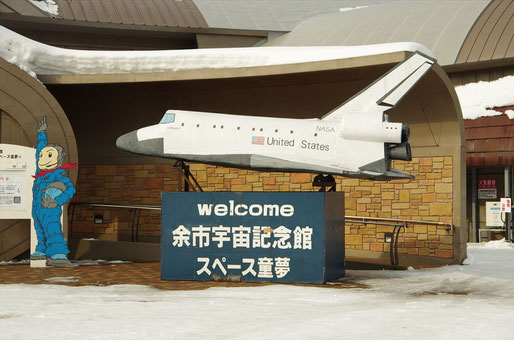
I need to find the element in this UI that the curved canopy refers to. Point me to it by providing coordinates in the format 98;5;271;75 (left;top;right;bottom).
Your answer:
266;0;490;66
0;58;78;183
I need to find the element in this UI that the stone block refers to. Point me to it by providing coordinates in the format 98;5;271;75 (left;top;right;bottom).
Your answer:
430;203;452;216
345;198;356;211
73;221;95;233
134;170;148;178
370;243;384;252
377;225;393;233
407;248;419;255
231;184;253;191
426;173;442;179
341;178;360;186
420;158;432;166
290;173;311;183
442;169;453;178
435;249;453;258
143;178;163;190
436;184;452;195
419;248;430;256
208;176;224;184
351;191;362;198
96;165;117;176
262;177;276;185
399;190;410;202
346;235;363;245
423;193;436;203
105;181;123;190
382;191;395;200
413;225;428;234
357;197;371;204
246;175;259;183
392;202;410;209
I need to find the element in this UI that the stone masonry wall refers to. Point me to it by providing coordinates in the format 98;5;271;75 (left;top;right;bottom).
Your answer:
71;157;454;258
71;164;181;240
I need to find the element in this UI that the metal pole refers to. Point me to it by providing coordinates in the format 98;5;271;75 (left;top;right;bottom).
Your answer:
505;166;511;241
472;167;479;242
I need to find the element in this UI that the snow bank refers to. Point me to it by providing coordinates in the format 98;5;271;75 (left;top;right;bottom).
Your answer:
1;241;513;339
455;75;514;120
468;238;513;249
0;259;29;266
0;25;434;78
339;6;370;12
29;0;58;16
44;276;79;283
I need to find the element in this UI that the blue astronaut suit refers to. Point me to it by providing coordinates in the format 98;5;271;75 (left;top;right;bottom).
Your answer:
32;131;76;257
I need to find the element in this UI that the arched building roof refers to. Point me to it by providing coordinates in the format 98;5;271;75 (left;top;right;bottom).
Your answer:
193;0;391;31
456;0;514;65
266;0;508;67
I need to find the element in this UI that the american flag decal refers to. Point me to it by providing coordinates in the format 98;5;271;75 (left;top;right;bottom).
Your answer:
252;136;265;145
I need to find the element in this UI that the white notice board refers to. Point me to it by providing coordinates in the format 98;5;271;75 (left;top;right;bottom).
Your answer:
486;202;503;227
0;144;36;219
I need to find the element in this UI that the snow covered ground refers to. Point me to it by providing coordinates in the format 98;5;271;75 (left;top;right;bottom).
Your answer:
1;240;513;339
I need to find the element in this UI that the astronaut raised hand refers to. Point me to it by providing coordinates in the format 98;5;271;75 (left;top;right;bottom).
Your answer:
37;117;47;133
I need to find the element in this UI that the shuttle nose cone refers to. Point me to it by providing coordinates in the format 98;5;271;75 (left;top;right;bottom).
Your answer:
116;130;139;153
116;130;164;157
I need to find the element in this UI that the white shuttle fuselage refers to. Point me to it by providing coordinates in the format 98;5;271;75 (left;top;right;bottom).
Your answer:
117;52;436;180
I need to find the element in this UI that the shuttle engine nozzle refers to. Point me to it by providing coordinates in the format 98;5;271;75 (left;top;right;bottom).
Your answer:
388;143;412;161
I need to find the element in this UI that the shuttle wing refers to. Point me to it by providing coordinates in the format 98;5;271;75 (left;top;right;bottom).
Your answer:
322;52;436;120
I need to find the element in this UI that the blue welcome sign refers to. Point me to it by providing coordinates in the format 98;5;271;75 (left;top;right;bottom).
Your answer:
161;192;345;284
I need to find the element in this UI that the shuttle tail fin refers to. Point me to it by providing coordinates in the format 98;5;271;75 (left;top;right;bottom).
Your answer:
322;52;436;121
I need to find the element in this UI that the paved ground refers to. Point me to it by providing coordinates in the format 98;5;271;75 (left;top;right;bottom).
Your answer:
0;262;367;290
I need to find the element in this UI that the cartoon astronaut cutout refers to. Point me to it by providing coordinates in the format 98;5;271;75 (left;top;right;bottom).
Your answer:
31;118;78;267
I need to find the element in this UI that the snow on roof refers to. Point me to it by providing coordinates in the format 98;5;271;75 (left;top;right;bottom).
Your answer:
456;76;514;120
0;25;435;79
29;0;59;16
339;6;370;12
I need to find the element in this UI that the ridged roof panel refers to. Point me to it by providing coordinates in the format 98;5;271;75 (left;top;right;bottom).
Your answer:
193;0;393;31
22;0;209;29
456;0;514;64
266;0;491;66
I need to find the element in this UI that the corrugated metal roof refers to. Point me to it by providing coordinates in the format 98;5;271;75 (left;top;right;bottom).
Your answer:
0;0;47;17
2;0;208;29
456;0;514;64
193;0;392;31
55;0;207;28
266;0;491;66
465;111;514;167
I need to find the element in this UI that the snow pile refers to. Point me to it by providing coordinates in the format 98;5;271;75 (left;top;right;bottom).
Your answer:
72;259;132;266
0;25;434;78
469;238;513;249
339;6;370;12
44;276;79;283
0;259;29;266
1;242;513;339
455;75;514;120
29;0;58;16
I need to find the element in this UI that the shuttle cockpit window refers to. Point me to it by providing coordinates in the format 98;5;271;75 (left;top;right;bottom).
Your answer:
160;113;175;124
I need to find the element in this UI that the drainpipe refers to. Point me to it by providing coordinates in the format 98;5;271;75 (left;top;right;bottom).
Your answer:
505;166;512;242
472;167;479;242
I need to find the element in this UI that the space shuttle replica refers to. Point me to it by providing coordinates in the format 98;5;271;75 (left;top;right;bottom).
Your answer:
117;52;435;180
